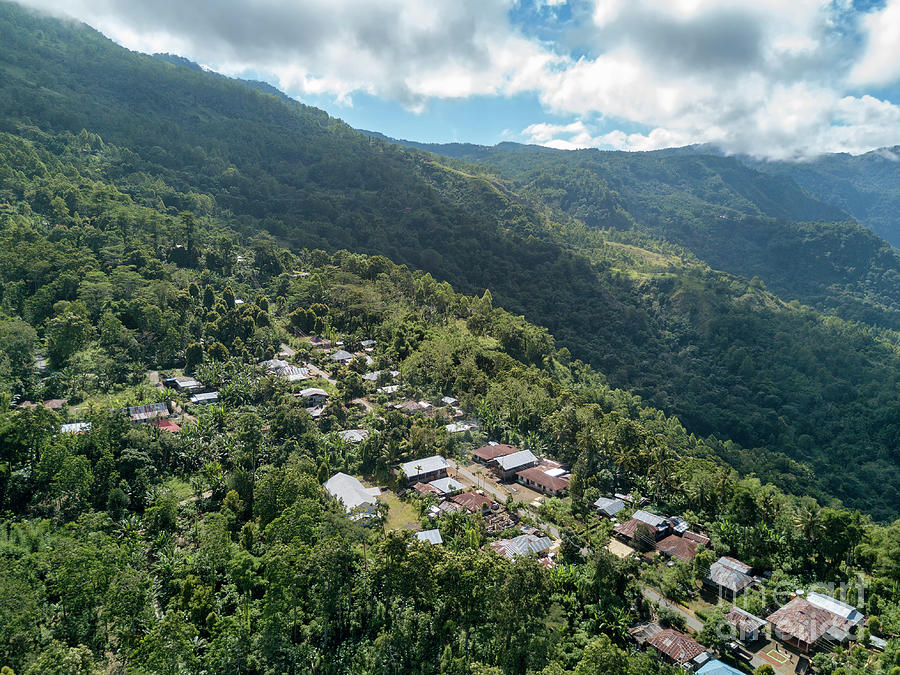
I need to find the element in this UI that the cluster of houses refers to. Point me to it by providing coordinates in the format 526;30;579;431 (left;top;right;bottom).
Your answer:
472;444;571;497
599;499;874;667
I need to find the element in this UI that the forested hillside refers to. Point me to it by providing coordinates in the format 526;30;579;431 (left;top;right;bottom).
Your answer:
401;140;900;332
740;147;900;249
2;2;900;519
2;119;900;675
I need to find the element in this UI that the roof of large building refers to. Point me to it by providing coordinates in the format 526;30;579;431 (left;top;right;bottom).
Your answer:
416;529;443;545
490;533;553;559
516;466;570;492
708;557;755;594
724;605;768;634
400;455;449;480
806;592;865;625
323;472;380;514
594;496;626;516
330;349;355;362
451;491;494;512
657;534;699;562
493;449;538;471
646;628;706;664
697;659;744;675
472;443;519;461
766;596;841;646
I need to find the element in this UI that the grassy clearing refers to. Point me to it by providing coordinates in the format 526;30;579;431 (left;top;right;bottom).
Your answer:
379;491;421;531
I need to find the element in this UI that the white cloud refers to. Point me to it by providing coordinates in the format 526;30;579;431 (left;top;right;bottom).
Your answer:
14;0;900;158
850;0;900;86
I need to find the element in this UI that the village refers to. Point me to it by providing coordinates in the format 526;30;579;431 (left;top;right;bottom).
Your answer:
30;327;885;675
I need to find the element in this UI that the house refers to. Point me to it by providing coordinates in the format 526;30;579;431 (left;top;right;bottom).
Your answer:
594;496;626;518
614;510;670;545
667;516;690;535
299;388;329;405
645;628;708;668
451;491;494;514
306;406;326;419
515;466;570;496
42;398;67;410
656;533;700;562
190;392;219;405
490;449;538;480
707;557;755;599
490;533;553;560
260;359;310;382
127;402;170;423
330;349;355;364
60;422;91;434
395;400;433;415
309;336;331;349
153;419;182;433
324;472;380;520
378;384;400;394
164;376;203;392
416;529;443;545
472;443;518;464
413;482;442;496
428;477;465;495
697;659;745;675
400;455;449;483
360;339;376;349
441;396;458;407
337;429;369;443
724;605;768;643
446;421;477;433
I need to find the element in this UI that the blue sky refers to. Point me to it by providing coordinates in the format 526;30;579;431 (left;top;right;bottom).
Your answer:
19;0;900;158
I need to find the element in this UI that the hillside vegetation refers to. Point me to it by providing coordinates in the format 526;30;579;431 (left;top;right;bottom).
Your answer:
2;3;900;520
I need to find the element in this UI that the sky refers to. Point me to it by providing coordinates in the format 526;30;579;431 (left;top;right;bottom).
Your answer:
16;0;900;159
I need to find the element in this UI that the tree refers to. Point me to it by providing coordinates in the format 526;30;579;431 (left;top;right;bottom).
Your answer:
45;312;92;368
185;342;204;373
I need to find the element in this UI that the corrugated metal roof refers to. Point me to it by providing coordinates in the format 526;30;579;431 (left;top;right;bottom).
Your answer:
429;477;464;494
708;557;754;593
806;592;864;624
494;449;538;471
490;533;553;559
697;659;744;675
647;628;706;664
725;606;767;633
657;534;699;561
416;529;443;545
767;597;837;646
473;444;518;461
594;496;626;516
633;510;667;528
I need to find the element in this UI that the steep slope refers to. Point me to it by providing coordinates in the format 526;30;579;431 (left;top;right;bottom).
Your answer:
741;147;900;249
3;2;900;518
405;140;900;332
